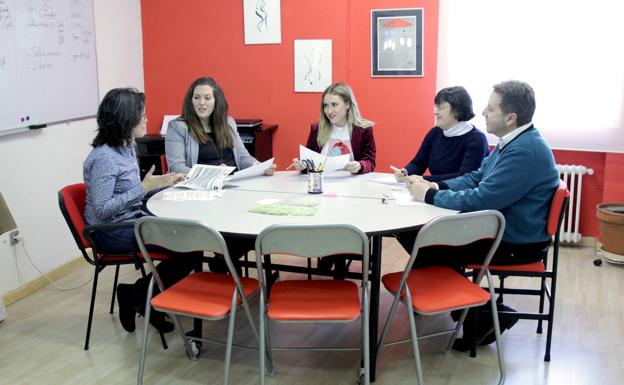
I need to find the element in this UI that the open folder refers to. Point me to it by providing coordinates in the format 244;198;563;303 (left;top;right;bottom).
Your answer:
299;145;349;172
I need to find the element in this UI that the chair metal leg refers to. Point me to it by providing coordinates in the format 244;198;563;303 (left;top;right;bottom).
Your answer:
224;291;238;385
406;305;424;385
110;265;120;314
497;275;506;304
537;275;547;334
544;272;558;362
446;308;469;351
470;309;478;358
486;272;505;385
376;283;403;353
361;288;370;385
259;293;266;385
137;277;155;385
263;312;274;376
158;330;168;350
172;312;196;360
84;268;100;351
138;264;147;277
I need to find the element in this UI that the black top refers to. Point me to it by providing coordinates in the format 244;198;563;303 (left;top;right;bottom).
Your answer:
197;134;236;169
404;126;489;182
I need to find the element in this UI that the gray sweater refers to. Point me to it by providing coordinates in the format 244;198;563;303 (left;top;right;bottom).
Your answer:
165;116;257;173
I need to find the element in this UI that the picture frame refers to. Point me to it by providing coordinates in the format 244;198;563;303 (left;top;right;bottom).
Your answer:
243;0;281;45
294;39;332;93
371;8;424;77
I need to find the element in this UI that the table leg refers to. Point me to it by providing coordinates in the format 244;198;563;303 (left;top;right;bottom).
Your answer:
369;235;382;382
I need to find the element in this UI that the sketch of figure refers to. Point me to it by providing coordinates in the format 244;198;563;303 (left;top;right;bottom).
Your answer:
0;1;14;30
244;0;281;44
255;0;268;32
304;47;323;85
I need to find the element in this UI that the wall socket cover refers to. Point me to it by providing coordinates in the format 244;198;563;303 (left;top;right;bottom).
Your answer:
8;230;19;246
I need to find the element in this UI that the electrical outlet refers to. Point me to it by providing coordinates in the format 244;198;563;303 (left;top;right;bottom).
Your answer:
9;229;20;245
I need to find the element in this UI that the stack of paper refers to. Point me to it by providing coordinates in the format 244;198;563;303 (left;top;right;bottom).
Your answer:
176;164;234;190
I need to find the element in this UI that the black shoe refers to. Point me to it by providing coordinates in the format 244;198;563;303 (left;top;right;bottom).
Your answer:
479;304;518;346
116;284;137;332
148;310;175;333
451;338;473;352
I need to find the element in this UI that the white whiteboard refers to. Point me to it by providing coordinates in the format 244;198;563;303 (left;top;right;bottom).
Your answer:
0;0;98;135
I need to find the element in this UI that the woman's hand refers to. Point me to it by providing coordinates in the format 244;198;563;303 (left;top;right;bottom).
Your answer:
142;165;186;191
290;158;306;172
264;164;277;176
393;168;408;182
345;161;362;174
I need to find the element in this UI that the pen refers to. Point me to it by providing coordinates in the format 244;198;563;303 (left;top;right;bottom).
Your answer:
286;162;295;170
390;165;406;175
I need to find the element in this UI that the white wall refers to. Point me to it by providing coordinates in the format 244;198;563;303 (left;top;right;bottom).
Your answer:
0;0;145;296
437;0;624;153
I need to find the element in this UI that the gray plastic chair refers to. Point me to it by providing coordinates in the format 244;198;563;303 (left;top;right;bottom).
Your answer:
134;217;260;385
255;223;370;385
377;210;506;385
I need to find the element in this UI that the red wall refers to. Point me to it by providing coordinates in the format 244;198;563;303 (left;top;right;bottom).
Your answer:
140;0;622;239
141;0;439;175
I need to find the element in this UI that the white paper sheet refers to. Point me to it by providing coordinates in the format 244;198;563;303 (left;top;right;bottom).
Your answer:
160;115;178;135
392;191;427;206
162;190;221;201
370;175;405;186
230;158;274;181
299;145;349;172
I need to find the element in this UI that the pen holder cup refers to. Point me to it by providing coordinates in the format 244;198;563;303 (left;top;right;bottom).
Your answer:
307;171;323;194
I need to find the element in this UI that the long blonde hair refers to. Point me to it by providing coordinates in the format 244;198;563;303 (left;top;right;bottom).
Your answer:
317;83;374;147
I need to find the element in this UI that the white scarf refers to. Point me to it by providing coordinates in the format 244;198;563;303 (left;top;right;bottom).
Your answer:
442;121;473;137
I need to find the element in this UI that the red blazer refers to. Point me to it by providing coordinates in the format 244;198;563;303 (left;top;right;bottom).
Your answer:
305;122;376;174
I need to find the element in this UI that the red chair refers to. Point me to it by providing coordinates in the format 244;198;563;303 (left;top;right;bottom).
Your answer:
160;154;168;174
135;217;260;385
255;224;371;385
378;210;506;385
467;180;570;362
58;183;168;350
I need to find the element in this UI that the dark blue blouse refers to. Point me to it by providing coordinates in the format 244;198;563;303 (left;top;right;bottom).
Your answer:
404;126;489;182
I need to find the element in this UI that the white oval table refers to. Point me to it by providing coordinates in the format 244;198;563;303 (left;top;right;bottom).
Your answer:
148;171;457;381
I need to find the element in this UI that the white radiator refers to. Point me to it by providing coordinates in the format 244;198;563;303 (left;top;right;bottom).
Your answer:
556;164;594;243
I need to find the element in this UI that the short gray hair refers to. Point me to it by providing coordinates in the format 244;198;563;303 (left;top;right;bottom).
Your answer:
492;80;536;126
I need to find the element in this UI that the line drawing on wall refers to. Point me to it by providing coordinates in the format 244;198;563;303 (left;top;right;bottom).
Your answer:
255;0;267;32
244;0;281;44
304;47;322;84
294;39;332;92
